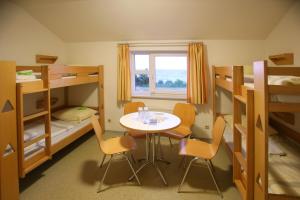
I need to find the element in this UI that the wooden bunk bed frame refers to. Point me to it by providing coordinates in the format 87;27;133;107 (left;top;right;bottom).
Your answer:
16;65;104;177
212;65;254;200
253;60;300;200
0;61;19;200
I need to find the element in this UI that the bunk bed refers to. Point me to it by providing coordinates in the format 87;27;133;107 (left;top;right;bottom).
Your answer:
253;60;300;200
15;65;104;177
212;65;255;200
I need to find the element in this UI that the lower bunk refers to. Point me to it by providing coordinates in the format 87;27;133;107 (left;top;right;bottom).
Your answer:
18;115;97;177
222;114;300;197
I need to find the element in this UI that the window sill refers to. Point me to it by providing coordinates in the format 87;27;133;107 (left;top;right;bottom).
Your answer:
132;93;187;100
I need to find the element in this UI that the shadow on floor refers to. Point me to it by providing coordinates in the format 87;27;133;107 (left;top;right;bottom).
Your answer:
79;137;234;195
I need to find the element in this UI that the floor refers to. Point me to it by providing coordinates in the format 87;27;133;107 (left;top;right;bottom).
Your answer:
20;131;241;200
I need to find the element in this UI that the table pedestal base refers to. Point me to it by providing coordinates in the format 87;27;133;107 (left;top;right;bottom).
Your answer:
129;134;168;185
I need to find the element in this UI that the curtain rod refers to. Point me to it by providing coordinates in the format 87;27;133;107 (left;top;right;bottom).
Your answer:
128;43;189;47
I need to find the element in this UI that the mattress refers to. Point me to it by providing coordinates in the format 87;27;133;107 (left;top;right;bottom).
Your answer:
16;72;41;83
24;117;93;160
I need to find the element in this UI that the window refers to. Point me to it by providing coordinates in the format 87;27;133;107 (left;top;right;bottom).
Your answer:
131;52;187;99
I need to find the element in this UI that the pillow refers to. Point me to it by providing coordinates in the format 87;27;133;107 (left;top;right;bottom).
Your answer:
52;107;97;122
244;65;253;75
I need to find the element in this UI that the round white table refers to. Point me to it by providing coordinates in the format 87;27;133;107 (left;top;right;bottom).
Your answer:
120;111;181;185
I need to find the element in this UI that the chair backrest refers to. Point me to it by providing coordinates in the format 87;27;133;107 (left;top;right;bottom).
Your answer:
173;103;195;128
91;115;104;150
124;101;145;114
211;116;226;156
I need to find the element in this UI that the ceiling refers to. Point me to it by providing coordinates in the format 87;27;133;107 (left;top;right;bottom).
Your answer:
11;0;295;42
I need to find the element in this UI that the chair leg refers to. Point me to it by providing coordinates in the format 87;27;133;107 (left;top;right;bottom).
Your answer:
209;160;215;172
178;157;198;193
168;137;173;148
178;155;186;168
99;154;106;168
206;160;223;198
158;134;164;159
122;154;141;185
130;152;136;164
97;155;113;193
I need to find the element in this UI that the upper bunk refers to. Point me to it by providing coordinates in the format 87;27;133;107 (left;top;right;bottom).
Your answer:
254;60;300;113
212;65;254;121
16;65;104;93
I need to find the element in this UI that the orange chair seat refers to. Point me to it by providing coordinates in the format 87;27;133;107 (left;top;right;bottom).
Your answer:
100;135;136;155
160;125;192;139
179;139;214;160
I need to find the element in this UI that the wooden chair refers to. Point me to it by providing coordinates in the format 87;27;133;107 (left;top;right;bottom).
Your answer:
91;115;141;192
178;116;226;198
158;103;195;158
124;102;148;138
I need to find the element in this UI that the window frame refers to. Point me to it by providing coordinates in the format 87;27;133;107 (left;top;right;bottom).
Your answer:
131;51;188;99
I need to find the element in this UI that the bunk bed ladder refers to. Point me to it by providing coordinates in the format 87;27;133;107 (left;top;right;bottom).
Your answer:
17;67;51;177
233;66;254;200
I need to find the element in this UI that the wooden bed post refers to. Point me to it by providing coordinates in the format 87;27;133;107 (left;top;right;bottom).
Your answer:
253;60;268;200
41;65;52;159
0;61;19;200
212;66;216;123
232;66;244;197
98;65;105;131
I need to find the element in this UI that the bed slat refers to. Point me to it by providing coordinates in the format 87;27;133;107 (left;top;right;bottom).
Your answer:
268;67;300;76
216;78;233;92
269;103;300;112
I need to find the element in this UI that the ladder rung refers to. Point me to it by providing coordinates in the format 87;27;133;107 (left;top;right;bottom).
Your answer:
241;171;247;189
234;95;246;104
23;88;48;94
235;123;247;135
24;134;49;148
23;111;49;121
234;152;247;172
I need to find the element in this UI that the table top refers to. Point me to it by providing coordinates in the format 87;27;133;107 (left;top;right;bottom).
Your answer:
120;111;181;133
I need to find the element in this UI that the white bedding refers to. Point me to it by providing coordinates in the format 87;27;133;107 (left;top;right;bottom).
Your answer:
16;71;41;83
23;117;93;160
244;75;300;103
24;121;66;143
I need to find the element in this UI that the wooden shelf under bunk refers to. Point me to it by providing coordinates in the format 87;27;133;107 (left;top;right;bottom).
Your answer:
23;111;49;122
269;53;294;65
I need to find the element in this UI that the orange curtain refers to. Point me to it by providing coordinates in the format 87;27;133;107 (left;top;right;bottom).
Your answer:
187;43;207;104
117;44;131;102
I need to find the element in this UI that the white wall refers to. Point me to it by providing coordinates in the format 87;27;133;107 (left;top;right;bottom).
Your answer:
0;0;67;114
66;40;264;137
265;1;300;66
0;0;66;65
